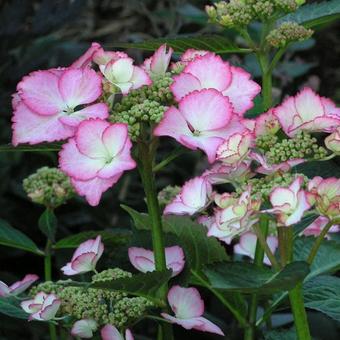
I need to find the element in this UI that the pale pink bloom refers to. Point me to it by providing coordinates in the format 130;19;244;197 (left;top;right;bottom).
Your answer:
59;119;136;206
203;161;253;185
274;88;340;137
61;235;104;275
21;292;61;321
308;177;340;219
302;216;339;237
128;246;185;277
12;68;108;145
266;177;311;226
143;44;173;76
154;89;236;163
164;176;212;215
216;131;254;165
325;127;340;154
93;48;129;71
170;53;261;115
254;109;280;137
71;319;98;338
101;57;151;95
234;232;278;266
101;325;133;340
249;152;305;175
0;274;38;297
208;189;260;244
71;42;102;69
161;286;224;336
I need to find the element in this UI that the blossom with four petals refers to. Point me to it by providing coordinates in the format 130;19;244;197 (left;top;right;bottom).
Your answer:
0;274;38;297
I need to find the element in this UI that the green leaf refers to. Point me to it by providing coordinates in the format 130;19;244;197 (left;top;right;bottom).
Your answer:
279;0;340;28
122;205;228;270
244;95;264;118
204;261;310;295
294;237;340;279
0;219;43;255
293;160;340;178
110;35;251;54
0;142;62;152
0;298;29;319
304;275;340;322
264;327;297;340
293;214;318;237
38;209;57;242
91;270;172;306
54;229;132;249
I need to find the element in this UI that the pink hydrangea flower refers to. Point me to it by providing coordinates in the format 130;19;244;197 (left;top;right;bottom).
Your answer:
59;119;136;206
216;131;254;165
12;67;108;145
0;274;38;297
161;286;224;336
61;235;104;275
154;89;237;163
143;44;173;76
71;319;98;338
207;189;260;244
325;127;340;154
21;292;61;321
164;176;212;215
266;176;311;226
234;232;278;266
302;216;339;237
128;246;185;277
254;109;280;137
71;42;102;69
101;325;134;340
170;53;261;115
308;177;340;219
274;87;340;137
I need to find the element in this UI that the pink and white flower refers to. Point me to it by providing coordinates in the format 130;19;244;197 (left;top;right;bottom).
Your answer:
21;292;61;321
302;216;339;237
325;127;340;154
59;119;136;206
12;68;108;145
71;319;98;338
101;325;133;340
208;189;260;244
0;274;38;297
161;286;224;336
154;89;235;163
274;88;340;137
61;235;104;275
164;176;212;215
308;177;340;219
170;53;261;115
234;232;278;266
143;44;173;77
216;131;253;165
128;246;185;277
266;176;311;226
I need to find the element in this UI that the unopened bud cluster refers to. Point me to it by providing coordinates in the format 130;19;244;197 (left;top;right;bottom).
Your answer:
110;74;173;140
23;167;74;208
266;22;313;48
158;185;181;207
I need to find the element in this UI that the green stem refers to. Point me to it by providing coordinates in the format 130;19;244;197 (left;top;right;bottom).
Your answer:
277;226;293;266
152;148;186;173
257;53;272;111
244;215;269;340
137;140;173;340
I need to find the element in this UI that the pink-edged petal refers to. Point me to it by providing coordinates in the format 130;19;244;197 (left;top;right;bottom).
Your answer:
101;324;124;340
72;235;101;260
130;66;152;89
59;68;102;108
75;119;110;158
59;103;109;127
61;262;79;276
178;89;232;131
128;247;155;273
71;252;97;273
184;53;231;91
71;174;122;206
164;199;198;215
168;285;204;318
71;319;97;338
181;177;211;209
294;87;324;122
21;299;38;313
270;187;295;208
0;282;10;297
170;73;202;100
125;329;134;340
33;299;61;321
222;66;261;116
285;190;311;226
59;139;106;180
165;246;185;277
102;123;128;156
12;102;74;146
104;58;134;83
150;44;173;75
71;42;102;69
9;274;39;295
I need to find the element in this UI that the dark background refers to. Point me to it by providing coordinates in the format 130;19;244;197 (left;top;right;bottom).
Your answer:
0;0;339;339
